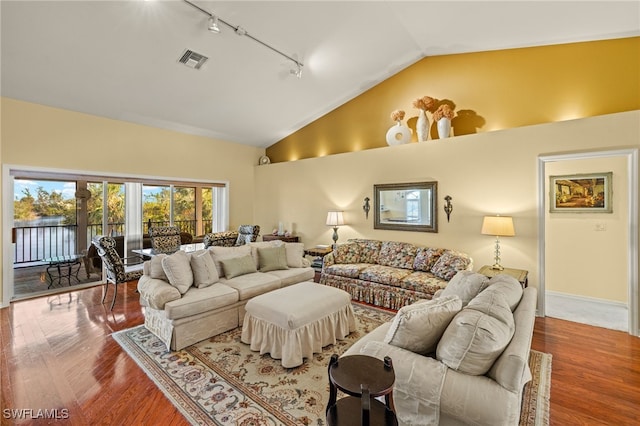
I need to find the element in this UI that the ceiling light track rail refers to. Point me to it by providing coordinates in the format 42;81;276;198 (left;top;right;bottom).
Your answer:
183;0;303;75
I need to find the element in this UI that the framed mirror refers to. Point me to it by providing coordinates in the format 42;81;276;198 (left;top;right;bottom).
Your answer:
374;181;438;232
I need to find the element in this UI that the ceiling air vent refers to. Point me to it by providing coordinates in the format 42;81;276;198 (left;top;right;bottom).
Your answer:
178;49;208;70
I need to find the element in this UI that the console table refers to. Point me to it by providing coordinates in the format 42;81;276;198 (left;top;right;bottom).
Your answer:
262;235;300;242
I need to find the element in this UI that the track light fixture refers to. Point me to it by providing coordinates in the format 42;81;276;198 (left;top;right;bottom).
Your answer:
207;15;220;33
183;0;303;78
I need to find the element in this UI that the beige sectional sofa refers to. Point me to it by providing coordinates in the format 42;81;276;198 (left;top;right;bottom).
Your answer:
137;241;314;350
320;239;473;310
344;271;537;425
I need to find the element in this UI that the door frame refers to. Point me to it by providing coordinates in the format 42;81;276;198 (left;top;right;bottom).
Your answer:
537;148;639;336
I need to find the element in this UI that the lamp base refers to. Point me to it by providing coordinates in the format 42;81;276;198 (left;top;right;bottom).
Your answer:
491;263;505;271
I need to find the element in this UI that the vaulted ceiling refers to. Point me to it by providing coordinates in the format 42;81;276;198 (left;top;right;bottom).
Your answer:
2;1;638;147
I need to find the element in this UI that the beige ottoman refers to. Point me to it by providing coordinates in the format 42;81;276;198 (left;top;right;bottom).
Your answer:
241;281;356;368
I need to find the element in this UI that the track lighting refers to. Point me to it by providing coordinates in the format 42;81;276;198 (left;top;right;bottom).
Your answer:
183;0;303;78
208;16;220;33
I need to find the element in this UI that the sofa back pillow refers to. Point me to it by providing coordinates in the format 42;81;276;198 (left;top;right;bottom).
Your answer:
436;292;515;375
413;247;445;272
384;295;462;355
486;275;524;311
333;242;361;264
430;250;472;280
220;254;258;279
209;245;252;278
378;241;418;269
284;242;306;268
190;250;219;288
257;245;289;272
348;239;382;264
161;250;193;294
149;254;168;280
438;271;490;307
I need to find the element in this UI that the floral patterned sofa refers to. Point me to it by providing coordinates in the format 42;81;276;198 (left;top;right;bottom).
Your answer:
319;239;472;310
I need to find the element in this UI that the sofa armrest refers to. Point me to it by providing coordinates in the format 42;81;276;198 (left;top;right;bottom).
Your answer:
137;275;181;310
322;252;335;270
203;231;239;248
358;341;447;425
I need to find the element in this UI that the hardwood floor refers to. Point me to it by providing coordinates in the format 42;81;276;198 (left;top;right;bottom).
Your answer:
1;283;639;425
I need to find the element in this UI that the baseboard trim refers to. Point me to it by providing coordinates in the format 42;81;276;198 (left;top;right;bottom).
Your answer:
545;291;628;332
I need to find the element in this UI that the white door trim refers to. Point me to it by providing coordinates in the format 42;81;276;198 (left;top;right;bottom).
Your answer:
537;148;639;336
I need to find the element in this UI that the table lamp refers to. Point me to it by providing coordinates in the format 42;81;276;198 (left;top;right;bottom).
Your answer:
481;215;515;271
326;211;344;246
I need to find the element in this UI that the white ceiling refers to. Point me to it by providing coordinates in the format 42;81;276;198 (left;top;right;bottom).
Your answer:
2;1;639;148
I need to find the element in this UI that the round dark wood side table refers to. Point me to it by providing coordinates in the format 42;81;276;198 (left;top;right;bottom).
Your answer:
326;354;398;426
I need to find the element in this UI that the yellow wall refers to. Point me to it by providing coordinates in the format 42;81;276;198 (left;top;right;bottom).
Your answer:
1;97;264;305
267;37;640;163
255;111;640;324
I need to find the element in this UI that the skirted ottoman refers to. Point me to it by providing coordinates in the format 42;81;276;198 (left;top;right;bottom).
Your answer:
241;281;356;367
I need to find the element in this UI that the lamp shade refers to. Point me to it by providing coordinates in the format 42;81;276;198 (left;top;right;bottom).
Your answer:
326;211;345;227
481;216;515;237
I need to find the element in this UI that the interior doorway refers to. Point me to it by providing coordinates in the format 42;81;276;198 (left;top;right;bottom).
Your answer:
537;149;638;336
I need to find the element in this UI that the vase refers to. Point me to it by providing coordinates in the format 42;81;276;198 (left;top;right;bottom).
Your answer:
386;121;411;146
416;110;429;142
437;118;451;139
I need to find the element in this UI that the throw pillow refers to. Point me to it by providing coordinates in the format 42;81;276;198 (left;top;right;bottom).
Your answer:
430;250;472;280
413;247;445;272
209;245;252;278
436;292;515;375
161;250;193;294
284;242;305;268
149;254;168;280
190;250;219;288
438;270;490;307
333;243;361;264
257;245;289;272
220;254;257;279
384;295;462;355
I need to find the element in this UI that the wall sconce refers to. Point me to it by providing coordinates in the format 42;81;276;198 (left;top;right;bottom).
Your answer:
444;195;453;222
363;197;370;219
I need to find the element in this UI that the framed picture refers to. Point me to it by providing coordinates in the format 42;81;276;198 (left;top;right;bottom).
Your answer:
549;172;612;213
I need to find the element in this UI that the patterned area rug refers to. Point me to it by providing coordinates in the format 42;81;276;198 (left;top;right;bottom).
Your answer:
113;304;551;425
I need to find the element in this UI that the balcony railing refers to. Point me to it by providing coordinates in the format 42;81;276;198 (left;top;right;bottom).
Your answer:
14;219;207;265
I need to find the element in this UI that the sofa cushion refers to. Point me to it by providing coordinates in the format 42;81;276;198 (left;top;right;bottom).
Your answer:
359;264;413;287
257;245;289;272
349;239;382;264
209;245;252;277
137;275;181;310
190;249;219;288
334;243;361;264
378;241;418;269
430;250;472;280
262;267;315;286
220;254;258;279
413;247;446;272
436;292;515;375
438;271;490;307
161;250;193;294
221;272;282;301
400;271;448;296
164;282;240;320
325;263;370;279
486;274;524;311
384;296;462;355
149;254;168;280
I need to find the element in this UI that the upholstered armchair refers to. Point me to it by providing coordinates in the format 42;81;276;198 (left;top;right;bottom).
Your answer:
91;235;144;310
148;226;182;254
203;225;260;248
